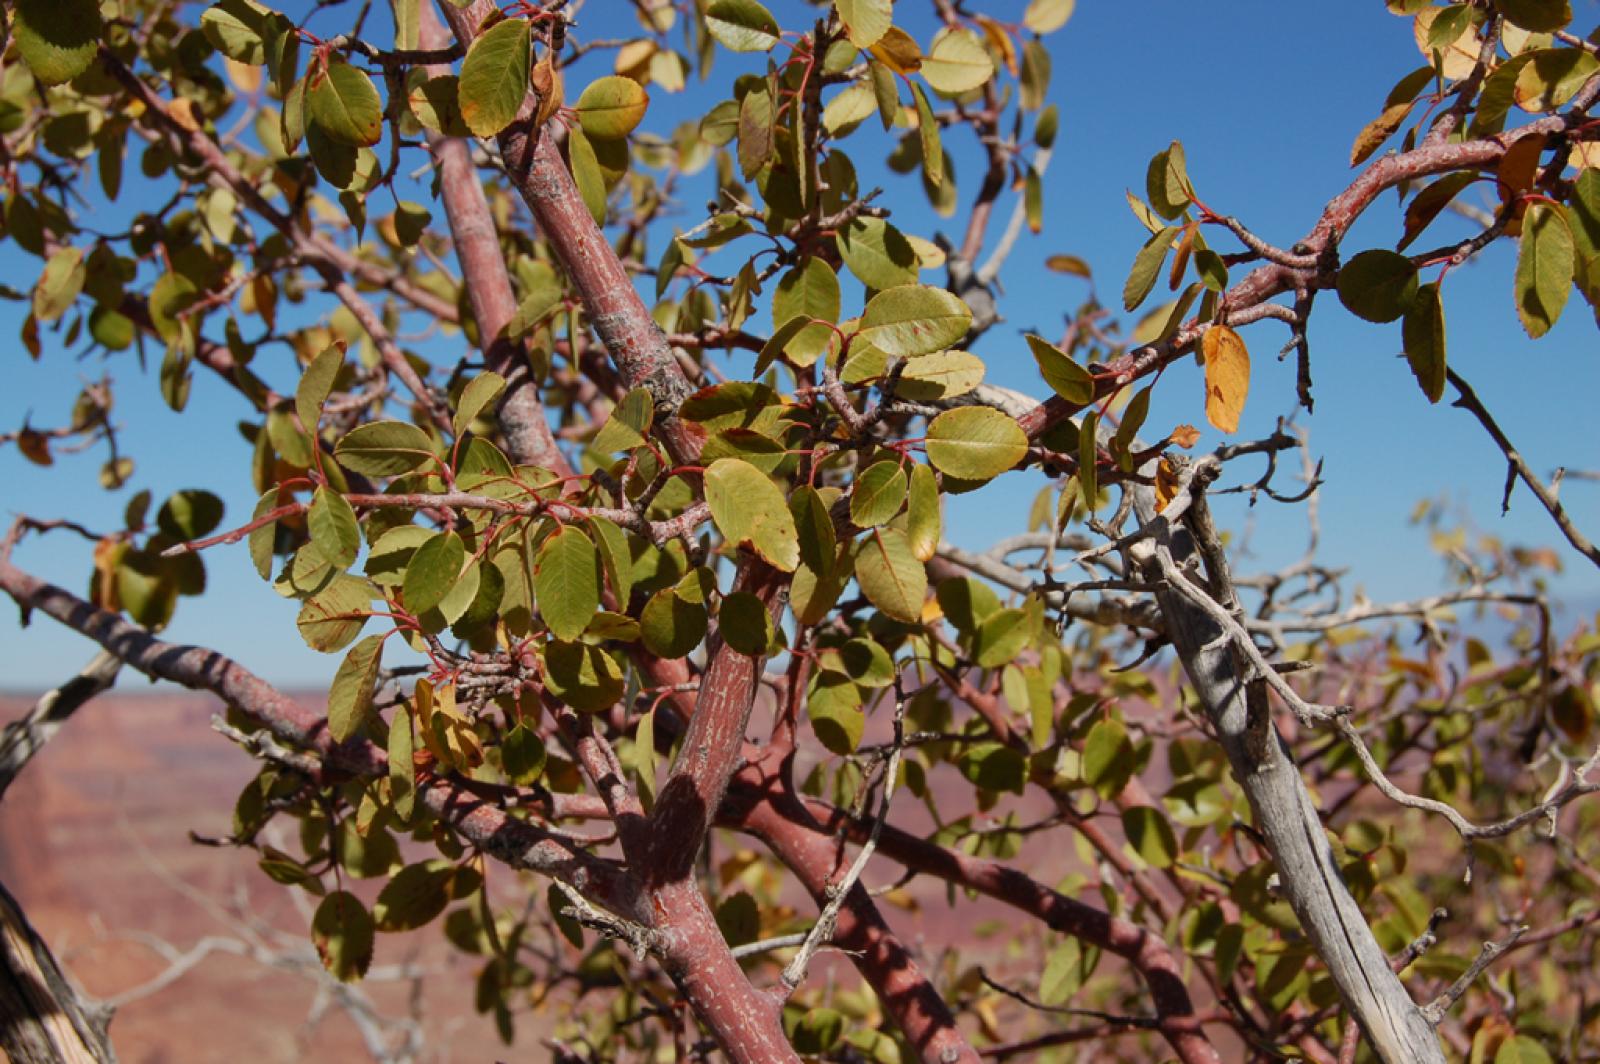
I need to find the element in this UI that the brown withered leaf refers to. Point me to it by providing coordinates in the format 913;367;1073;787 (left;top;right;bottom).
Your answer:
1169;424;1201;449
532;53;564;129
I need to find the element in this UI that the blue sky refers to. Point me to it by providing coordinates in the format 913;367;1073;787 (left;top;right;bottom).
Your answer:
3;1;1598;690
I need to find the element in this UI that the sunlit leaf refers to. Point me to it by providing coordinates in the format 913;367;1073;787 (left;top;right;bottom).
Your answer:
1200;325;1250;434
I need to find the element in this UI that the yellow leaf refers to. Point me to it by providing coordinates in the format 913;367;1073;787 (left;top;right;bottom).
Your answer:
225;58;262;94
973;15;1017;77
1569;141;1600;169
1155;457;1181;511
1201;325;1250;434
614;39;656;79
169;97;203;132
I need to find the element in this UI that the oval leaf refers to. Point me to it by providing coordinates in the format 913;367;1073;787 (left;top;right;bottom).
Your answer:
536;526;602;641
705;0;781;52
859;284;971;357
1336;249;1418;323
575;76;649;140
704;459;800;571
308;59;383;147
925;407;1028;482
459;17;532;139
1201;325;1250;434
855;527;926;623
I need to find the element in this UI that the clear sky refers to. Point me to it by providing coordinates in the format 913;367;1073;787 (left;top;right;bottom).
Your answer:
3;1;1597;691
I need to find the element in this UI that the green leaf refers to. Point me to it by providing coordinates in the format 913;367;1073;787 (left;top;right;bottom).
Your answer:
388;704;415;822
715;891;760;947
790;485;837;576
592;387;653;453
1336;249;1418;323
158;490;225;541
705;0;781;52
14;0;102;86
859;284;971;357
851;460;908;527
393;0;418;49
297;345;343;434
704;459;800;571
719;591;774;655
1078;410;1099;508
957;742;1026;794
501;722;546;785
1514;202;1574;338
925;407;1027;482
823;82;877;134
200;0;270;63
575;76;649;140
248;489;280;581
855;527;926;623
640;587;708;657
566;126;607;224
335;420;437;476
308;487;360;569
453;371;507;437
1038;940;1088;1006
587;515;634;608
944;577;1004;639
906;464;941;562
308;59;384;147
737;84;775;179
832;638;896;688
328;633;383;741
773;257;841;364
808;674;866;754
543;640;624;712
921;29;994;95
1122;806;1178;868
1123;226;1178;312
32;247;85;323
1026;334;1093;405
297;575;372;653
374;861;453;932
911;81;943;188
312;891;375;983
973;608;1029;668
1145;141;1191;220
1401;281;1447;403
536;526;603;641
89;307;135;351
897;350;985;402
403;531;466;616
458;16;531;139
1493;0;1570;32
1515;49;1597;111
1083;717;1135;799
836;217;918;290
837;0;891;48
869;58;899;128
1495;1036;1554;1064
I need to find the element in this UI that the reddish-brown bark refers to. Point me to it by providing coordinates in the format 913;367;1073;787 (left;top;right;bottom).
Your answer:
418;13;570;476
739;782;982;1064
791;793;1223;1064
